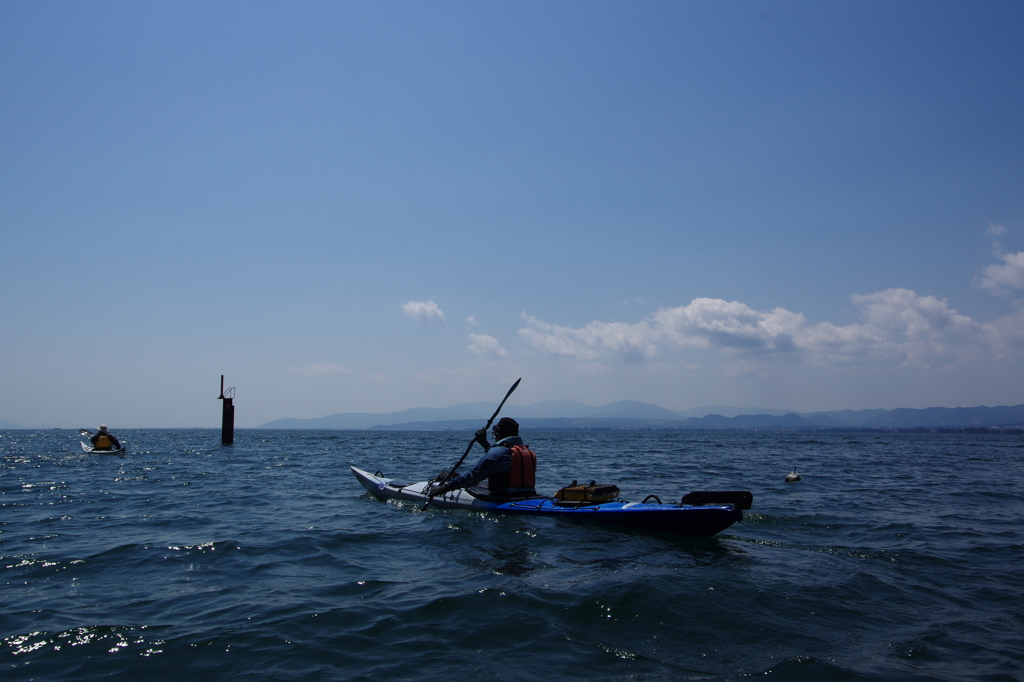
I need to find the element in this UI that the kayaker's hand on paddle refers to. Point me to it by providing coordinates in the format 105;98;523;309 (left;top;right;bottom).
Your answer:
474;428;490;451
424;482;447;498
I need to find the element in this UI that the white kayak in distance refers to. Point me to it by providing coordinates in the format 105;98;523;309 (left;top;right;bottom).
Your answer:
351;466;751;537
81;441;126;455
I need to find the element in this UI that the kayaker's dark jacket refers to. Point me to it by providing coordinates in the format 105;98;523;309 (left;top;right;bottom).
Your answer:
444;436;535;494
91;431;121;450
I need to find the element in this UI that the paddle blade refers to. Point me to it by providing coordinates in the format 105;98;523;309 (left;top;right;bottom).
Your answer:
505;377;521;398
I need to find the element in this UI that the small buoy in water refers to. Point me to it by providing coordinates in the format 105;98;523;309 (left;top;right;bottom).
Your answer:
785;470;801;482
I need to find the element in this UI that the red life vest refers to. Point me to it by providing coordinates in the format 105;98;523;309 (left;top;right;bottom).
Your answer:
508;444;537;489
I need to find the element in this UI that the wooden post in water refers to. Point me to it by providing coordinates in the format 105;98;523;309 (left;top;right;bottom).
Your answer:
218;375;235;445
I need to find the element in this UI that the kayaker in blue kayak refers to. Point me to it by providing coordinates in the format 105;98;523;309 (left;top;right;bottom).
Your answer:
90;425;122;451
426;417;537;498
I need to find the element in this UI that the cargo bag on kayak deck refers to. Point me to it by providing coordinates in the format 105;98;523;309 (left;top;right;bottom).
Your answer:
553;480;620;506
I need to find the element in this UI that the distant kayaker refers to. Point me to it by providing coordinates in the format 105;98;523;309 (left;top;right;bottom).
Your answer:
425;417;537;498
91;425;122;451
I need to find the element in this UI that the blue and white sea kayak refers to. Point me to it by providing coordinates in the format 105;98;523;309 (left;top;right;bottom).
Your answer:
351;466;749;537
81;441;126;454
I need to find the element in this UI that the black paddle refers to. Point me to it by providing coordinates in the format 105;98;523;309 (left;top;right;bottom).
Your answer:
422;378;521;510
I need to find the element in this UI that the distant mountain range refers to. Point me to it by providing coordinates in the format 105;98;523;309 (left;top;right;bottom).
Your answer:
4;402;1022;431
258;401;1024;431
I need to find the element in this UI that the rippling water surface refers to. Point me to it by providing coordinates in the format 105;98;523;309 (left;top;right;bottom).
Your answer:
2;428;1023;681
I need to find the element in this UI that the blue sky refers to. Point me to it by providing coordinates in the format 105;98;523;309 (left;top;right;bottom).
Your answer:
2;1;1024;428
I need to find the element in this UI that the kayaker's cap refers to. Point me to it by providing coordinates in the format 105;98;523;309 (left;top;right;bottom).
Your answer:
99;424;108;432
493;417;519;438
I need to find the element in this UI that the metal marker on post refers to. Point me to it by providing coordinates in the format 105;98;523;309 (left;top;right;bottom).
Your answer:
219;375;235;445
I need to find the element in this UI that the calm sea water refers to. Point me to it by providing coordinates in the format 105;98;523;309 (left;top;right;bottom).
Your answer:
2;428;1023;681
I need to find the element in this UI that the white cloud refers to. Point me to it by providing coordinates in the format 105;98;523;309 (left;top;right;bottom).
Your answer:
988;223;1007;236
401;300;446;324
291;362;352;376
984;308;1024;355
845;288;982;367
467;333;509;357
518;288;1024;370
976;250;1024;294
517;313;662;362
466;315;478;328
518;315;601;360
651;299;805;353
